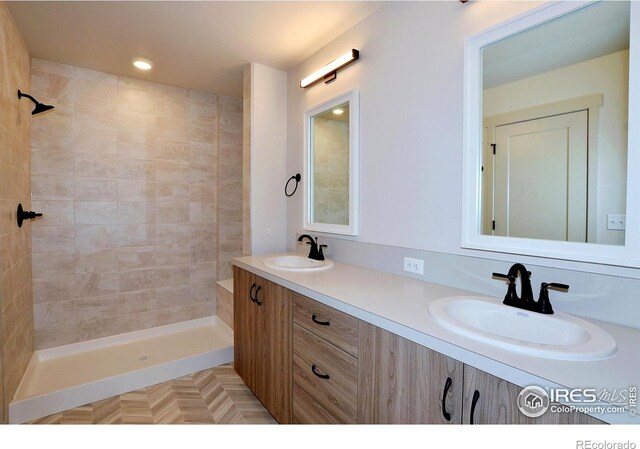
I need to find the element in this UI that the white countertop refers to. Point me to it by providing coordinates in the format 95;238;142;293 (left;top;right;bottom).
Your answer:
233;254;640;424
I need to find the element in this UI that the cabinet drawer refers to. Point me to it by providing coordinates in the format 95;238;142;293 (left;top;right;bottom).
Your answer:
293;323;358;423
293;293;359;357
292;382;341;424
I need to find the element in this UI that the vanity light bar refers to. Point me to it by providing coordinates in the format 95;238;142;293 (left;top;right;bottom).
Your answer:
300;49;360;88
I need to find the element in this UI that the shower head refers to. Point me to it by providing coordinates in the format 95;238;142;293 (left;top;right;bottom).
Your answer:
17;90;55;116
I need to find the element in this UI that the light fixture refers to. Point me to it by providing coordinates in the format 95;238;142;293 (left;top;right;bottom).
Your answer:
17;90;54;115
300;49;359;88
132;58;153;70
332;108;344;115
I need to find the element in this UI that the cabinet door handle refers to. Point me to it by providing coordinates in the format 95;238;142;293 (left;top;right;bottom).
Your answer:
470;390;480;425
311;364;330;380
254;285;262;306
311;314;330;326
441;377;452;421
249;283;257;303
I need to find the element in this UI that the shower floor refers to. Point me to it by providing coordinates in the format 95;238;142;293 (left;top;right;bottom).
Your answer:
10;316;234;424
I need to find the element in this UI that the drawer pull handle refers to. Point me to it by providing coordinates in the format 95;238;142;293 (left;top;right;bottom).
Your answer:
311;364;330;380
470;390;480;425
311;314;330;326
442;377;452;421
254;285;262;306
249;283;257;303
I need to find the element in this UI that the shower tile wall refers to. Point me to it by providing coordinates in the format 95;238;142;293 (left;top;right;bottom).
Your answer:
30;59;243;349
0;2;34;421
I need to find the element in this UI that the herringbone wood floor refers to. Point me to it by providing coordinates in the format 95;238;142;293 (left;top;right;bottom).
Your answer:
29;364;277;424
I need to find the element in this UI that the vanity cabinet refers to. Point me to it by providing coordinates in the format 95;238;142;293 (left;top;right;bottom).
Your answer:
358;322;463;424
233;266;606;425
232;267;292;424
292;293;359;424
462;365;603;425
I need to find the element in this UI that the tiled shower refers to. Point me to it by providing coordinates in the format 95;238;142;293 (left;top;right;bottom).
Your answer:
29;59;243;349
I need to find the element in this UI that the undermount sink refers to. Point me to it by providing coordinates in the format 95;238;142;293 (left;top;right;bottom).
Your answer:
263;255;334;272
428;296;617;361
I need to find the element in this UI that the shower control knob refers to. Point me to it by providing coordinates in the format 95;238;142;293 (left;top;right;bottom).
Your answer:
17;203;43;228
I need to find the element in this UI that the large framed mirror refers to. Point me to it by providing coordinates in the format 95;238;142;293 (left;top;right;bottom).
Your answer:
303;89;359;235
462;1;640;267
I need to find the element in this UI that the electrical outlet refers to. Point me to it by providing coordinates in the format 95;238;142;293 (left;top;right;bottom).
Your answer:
403;257;424;275
607;214;626;231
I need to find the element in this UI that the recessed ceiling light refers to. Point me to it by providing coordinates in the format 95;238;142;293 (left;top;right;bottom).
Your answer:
132;58;153;71
332;108;344;115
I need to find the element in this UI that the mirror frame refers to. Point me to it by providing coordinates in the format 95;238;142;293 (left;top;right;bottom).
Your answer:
303;89;360;236
462;1;640;267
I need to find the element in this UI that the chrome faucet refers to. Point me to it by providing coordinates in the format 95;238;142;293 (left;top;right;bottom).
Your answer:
493;263;568;315
297;234;327;261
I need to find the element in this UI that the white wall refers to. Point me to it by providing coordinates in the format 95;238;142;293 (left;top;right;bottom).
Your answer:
251;63;287;255
484;50;629;245
287;1;544;254
285;1;640;328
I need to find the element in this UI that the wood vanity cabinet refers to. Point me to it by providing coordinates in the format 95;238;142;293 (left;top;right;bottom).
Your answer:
233;267;605;425
233;267;292;424
462;365;603;424
292;293;359;424
358;322;463;424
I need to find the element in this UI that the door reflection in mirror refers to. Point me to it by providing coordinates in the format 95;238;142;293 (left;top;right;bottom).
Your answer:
480;1;629;245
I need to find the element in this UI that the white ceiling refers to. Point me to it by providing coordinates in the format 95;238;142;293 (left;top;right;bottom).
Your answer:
483;1;630;89
7;1;387;97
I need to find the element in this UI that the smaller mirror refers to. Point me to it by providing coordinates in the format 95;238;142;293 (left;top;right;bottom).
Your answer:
304;90;359;235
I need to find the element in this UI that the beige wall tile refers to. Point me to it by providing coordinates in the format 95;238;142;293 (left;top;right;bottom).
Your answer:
116;224;155;247
117;246;155;270
76;295;119;322
32;275;75;304
115;156;154;179
31;201;74;227
32;226;75;253
156;265;189;288
32;251;75;279
32;173;74;200
31;149;75;175
76;249;119;274
76;272;119;298
30;59;242;349
156;202;189;224
75;179;118;202
118;289;156;314
216;283;233;329
156;139;189;161
75;225;118;251
156;182;189;202
75;201;118;225
119;268;156;293
156;159;189;182
117;179;155;201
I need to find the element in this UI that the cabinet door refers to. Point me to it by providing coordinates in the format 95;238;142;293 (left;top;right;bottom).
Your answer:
254;275;292;424
358;322;463;424
233;267;258;393
462;365;603;424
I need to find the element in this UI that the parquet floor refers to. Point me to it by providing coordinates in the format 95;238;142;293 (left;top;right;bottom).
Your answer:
29;364;277;424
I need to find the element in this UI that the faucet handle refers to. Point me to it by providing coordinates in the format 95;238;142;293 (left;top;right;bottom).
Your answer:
492;272;518;306
492;272;515;282
536;282;569;315
318;244;327;261
546;282;569;291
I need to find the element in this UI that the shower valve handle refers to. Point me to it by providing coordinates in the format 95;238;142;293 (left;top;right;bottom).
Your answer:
17;203;43;228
